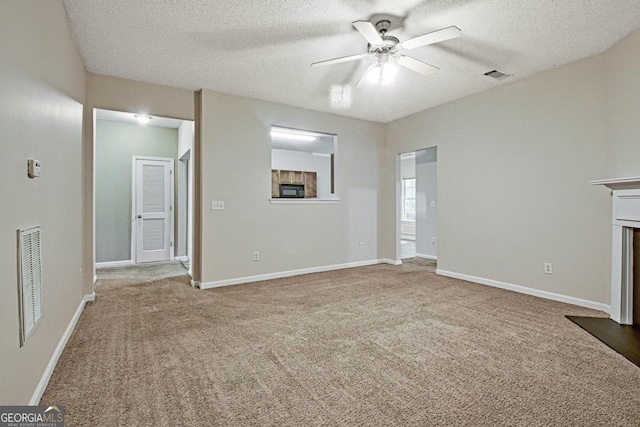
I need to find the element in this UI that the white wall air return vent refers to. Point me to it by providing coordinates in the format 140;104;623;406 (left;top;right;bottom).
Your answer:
17;226;43;346
484;70;512;81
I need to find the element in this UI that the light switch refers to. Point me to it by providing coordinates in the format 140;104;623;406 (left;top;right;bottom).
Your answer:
211;201;225;210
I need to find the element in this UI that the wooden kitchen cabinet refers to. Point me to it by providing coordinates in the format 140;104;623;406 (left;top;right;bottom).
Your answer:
271;170;280;197
277;170;303;184
302;172;317;198
271;169;317;198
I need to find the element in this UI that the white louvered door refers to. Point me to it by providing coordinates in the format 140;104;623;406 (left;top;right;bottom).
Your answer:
135;158;173;263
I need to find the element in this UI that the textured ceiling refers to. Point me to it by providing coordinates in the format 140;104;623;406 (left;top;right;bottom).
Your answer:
64;0;640;123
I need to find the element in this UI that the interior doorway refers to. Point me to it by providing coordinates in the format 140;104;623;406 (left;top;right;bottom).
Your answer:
397;147;438;263
93;109;194;277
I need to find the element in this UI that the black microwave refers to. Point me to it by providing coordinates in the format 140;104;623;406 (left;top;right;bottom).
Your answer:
280;184;304;198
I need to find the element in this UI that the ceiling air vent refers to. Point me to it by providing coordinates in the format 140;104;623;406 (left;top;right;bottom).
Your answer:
484;70;512;81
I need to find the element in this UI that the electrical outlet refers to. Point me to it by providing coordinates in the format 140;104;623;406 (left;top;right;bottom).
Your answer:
430;200;436;208
359;242;364;250
431;237;436;245
211;201;225;210
544;262;553;275
253;251;260;261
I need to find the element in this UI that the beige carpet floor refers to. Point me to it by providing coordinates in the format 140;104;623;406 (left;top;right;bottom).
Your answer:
42;259;640;426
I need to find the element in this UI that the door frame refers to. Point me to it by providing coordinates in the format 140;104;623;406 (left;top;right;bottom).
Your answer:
395;147;438;262
131;155;175;264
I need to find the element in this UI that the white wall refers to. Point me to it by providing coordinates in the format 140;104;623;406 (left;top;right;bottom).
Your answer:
0;0;86;404
415;148;437;259
200;90;384;283
178;120;194;159
383;53;612;305
400;156;415;179
271;149;332;199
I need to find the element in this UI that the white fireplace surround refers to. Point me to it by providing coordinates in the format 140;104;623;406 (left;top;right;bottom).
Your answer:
591;176;640;325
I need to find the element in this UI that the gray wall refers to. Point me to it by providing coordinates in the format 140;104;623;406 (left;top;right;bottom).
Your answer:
95;120;178;263
383;53;611;304
415;148;437;258
0;0;86;404
604;29;640;178
200;90;384;283
381;26;640;305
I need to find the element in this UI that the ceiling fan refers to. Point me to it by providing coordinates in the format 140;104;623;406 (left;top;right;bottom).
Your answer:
311;20;461;87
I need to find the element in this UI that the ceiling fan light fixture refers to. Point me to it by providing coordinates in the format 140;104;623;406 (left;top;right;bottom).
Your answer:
380;62;398;84
313;19;459;87
366;64;383;84
365;59;397;85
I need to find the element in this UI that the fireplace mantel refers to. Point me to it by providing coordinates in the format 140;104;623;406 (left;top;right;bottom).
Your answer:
590;176;640;190
591;177;640;325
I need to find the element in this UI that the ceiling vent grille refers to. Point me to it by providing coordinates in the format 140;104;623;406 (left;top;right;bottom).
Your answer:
484;70;512;81
17;226;43;346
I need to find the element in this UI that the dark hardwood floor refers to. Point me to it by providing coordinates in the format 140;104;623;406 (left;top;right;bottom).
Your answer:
566;316;640;368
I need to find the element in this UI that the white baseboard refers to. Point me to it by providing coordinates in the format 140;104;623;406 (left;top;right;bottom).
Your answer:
191;280;200;288
29;293;94;405
415;253;437;260
200;259;385;290
175;256;188;261
380;258;402;266
95;260;133;269
436;269;611;313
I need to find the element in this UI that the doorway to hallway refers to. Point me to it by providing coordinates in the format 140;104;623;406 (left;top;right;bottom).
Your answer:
397;147;438;263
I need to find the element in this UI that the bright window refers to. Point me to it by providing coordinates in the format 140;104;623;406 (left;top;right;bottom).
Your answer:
402;178;416;221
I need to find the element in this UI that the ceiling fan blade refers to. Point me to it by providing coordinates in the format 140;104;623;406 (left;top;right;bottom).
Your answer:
396;55;439;77
397;26;461;51
352;21;384;46
356;64;376;87
311;53;370;67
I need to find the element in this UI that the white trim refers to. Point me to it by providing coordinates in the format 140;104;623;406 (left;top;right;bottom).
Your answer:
93;275;97;286
415;253;437;260
132;156;175;263
200;259;384;289
380;258;402;266
436;269;610;313
95;260;133;269
29;293;94;405
174;256;189;261
590;176;640;190
191;280;200;288
269;198;340;205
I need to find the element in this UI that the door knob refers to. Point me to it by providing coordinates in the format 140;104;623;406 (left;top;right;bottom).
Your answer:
137;215;142;219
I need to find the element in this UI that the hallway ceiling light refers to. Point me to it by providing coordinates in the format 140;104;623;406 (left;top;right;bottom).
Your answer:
135;115;152;125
